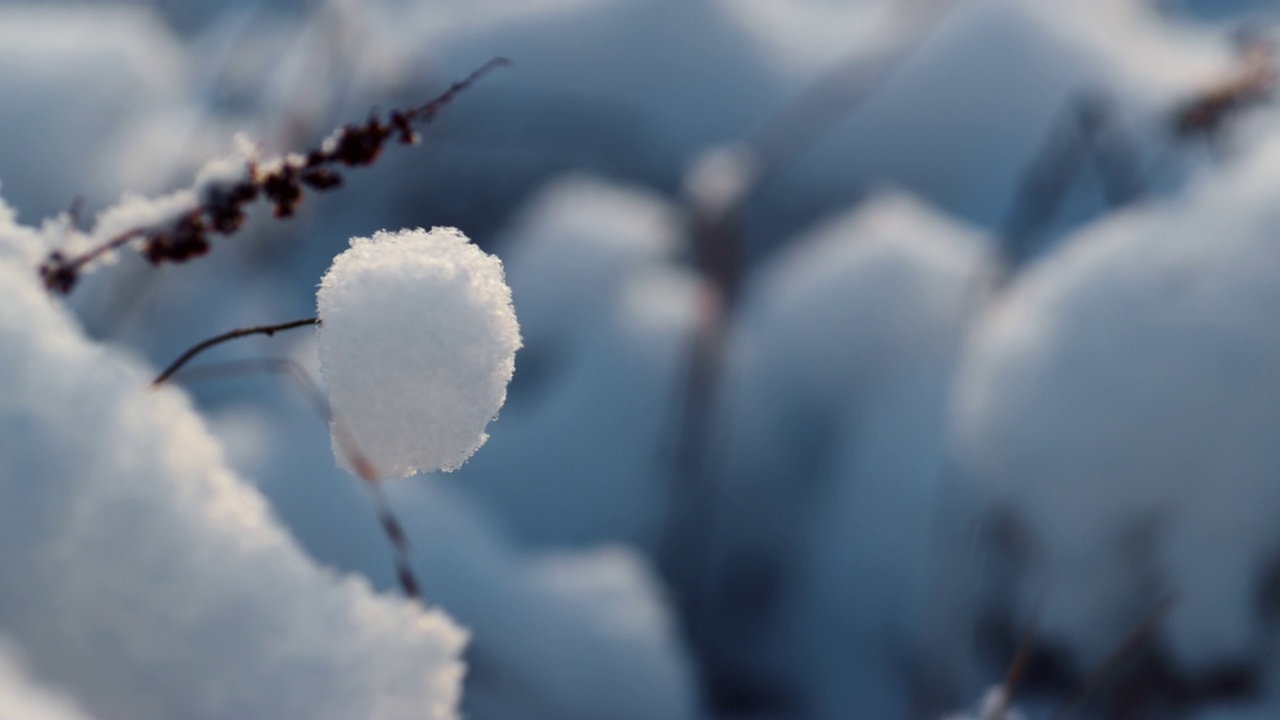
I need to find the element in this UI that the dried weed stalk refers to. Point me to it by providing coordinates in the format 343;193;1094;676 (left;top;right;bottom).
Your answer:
40;57;509;294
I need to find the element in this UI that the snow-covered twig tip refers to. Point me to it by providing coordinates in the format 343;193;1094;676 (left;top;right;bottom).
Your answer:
39;57;511;294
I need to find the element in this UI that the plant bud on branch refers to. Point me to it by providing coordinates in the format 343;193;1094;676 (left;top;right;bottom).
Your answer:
38;57;510;294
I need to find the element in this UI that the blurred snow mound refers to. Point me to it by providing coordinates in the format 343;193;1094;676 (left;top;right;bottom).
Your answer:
383;479;703;720
0;6;189;218
706;191;991;716
444;175;699;550
954;130;1280;675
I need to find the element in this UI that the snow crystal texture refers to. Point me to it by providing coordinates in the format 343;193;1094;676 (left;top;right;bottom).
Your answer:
318;227;521;478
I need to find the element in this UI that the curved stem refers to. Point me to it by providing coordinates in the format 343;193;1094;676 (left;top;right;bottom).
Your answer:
152;317;319;386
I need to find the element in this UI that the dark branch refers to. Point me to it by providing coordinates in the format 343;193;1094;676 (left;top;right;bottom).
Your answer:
997;90;1146;279
152;317;319;386
1049;594;1176;720
993;587;1051;718
1172;41;1274;140
40;57;511;294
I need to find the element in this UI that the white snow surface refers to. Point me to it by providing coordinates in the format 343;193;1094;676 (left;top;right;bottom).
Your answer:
4;2;1277;718
201;384;703;720
952;130;1280;673
317;227;521;478
0;209;467;719
90;189;198;245
0;640;95;720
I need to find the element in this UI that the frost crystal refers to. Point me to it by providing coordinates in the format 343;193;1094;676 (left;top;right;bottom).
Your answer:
317;227;521;478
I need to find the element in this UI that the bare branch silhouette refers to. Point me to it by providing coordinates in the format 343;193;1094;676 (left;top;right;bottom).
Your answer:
997;90;1145;279
1049;595;1176;720
152;318;319;386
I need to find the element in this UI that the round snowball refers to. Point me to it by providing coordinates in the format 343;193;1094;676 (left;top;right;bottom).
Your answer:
317;227;521;478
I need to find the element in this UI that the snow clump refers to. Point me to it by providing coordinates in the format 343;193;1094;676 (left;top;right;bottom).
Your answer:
317;226;522;478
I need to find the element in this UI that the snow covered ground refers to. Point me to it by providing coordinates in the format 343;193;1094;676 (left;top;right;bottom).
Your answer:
4;0;1280;718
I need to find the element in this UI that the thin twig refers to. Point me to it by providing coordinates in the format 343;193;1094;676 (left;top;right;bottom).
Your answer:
1049;594;1177;720
996;90;1146;279
991;586;1051;718
742;0;959;199
331;414;423;600
168;356;425;602
152;317;319;386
